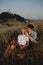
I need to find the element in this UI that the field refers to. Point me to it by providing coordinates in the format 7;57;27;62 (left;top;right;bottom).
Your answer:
0;19;43;65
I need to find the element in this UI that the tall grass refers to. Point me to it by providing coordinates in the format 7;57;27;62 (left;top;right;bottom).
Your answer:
0;24;43;65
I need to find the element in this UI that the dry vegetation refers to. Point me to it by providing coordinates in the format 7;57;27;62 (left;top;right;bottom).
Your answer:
0;19;43;65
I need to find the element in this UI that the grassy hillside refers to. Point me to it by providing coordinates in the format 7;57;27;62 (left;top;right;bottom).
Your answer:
0;19;43;31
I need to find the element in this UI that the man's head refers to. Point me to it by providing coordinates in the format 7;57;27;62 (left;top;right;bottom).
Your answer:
27;24;34;33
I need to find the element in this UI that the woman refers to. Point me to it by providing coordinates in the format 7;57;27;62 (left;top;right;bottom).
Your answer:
17;28;29;59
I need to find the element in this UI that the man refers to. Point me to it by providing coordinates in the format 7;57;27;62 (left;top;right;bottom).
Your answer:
26;24;38;48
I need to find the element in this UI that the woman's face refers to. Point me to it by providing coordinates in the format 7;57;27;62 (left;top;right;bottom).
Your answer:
21;28;25;34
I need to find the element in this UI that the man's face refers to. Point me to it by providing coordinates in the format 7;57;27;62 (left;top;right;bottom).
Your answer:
27;28;31;33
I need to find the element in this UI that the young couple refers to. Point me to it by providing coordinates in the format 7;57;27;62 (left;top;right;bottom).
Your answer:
17;24;37;59
18;24;37;50
1;24;37;60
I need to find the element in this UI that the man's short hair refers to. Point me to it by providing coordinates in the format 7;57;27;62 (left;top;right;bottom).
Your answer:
27;24;34;29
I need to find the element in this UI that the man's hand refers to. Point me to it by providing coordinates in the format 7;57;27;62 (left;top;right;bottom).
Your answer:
25;31;29;38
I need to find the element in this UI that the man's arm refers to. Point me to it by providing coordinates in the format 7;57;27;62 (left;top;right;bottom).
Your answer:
25;31;38;44
29;36;38;43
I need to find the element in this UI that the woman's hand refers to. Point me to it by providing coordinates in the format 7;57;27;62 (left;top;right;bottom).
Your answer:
20;45;25;50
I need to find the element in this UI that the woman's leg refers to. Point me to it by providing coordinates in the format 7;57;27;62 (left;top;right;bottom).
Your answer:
3;45;11;58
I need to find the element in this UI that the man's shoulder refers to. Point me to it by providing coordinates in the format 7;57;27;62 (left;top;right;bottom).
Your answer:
32;31;37;35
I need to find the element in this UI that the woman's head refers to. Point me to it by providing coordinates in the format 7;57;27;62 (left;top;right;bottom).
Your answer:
21;27;26;34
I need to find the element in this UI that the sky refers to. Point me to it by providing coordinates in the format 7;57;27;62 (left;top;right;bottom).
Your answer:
0;0;43;19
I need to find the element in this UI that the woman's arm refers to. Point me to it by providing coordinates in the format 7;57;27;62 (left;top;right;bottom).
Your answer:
20;41;29;50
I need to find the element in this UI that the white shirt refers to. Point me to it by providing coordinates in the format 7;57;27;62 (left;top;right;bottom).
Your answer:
18;34;29;45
